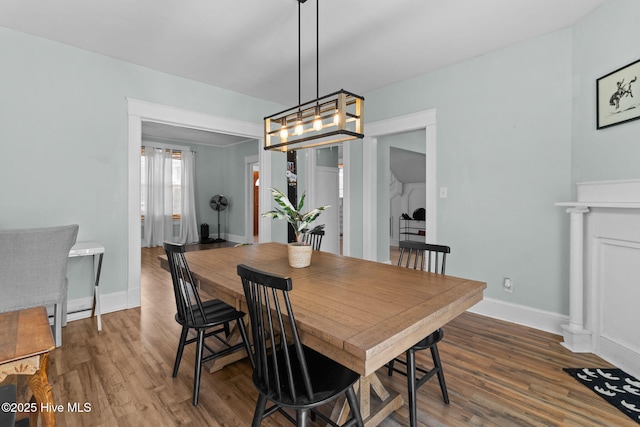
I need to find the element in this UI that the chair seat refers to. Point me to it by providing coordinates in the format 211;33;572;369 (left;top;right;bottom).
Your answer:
411;328;444;351
174;298;244;329
255;344;360;408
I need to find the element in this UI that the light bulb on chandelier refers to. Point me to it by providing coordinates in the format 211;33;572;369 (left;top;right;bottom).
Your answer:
279;121;288;141
294;110;304;135
313;106;323;131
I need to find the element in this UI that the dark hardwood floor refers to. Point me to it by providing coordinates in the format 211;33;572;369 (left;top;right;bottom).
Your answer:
14;245;633;426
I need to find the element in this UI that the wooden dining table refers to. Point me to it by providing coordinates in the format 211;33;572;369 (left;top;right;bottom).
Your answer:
159;242;485;426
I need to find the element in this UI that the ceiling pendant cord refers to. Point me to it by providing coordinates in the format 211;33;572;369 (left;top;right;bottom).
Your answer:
295;0;303;135
293;0;302;136
298;0;301;108
313;0;322;131
316;0;319;103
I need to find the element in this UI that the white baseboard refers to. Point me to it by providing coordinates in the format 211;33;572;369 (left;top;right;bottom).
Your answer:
66;291;134;322
468;297;567;336
225;233;246;244
471;301;640;376
599;335;640;379
205;233;247;244
127;286;141;309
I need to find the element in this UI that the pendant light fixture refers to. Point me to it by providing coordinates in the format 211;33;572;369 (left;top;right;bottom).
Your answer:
264;0;364;152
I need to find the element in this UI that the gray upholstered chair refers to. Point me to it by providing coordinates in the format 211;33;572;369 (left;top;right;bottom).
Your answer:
0;224;79;347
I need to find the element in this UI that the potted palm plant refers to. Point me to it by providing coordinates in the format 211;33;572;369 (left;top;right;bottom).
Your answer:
262;188;329;268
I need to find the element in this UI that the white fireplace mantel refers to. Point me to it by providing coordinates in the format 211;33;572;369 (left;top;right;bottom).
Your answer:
556;179;640;377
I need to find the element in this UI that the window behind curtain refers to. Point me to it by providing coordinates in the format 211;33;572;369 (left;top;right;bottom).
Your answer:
140;147;182;220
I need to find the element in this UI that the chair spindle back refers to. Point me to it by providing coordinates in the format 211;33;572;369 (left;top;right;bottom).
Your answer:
237;264;314;403
164;242;207;326
398;241;450;274
304;230;324;251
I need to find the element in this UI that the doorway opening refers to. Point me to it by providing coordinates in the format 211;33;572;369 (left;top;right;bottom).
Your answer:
246;157;260;244
362;109;437;263
127;99;263;309
388;139;427;249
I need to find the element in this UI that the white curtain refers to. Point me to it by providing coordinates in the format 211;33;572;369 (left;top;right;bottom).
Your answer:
142;145;198;247
179;150;199;244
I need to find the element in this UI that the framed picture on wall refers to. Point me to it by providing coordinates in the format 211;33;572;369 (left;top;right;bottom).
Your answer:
597;58;640;129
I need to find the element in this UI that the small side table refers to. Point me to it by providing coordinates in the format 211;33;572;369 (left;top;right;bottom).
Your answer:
69;241;105;332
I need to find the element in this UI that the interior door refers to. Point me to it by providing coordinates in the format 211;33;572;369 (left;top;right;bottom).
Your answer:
314;166;340;254
253;171;259;236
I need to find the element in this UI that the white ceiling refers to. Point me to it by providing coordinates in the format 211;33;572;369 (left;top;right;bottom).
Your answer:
0;0;607;145
0;0;608;106
390;147;426;184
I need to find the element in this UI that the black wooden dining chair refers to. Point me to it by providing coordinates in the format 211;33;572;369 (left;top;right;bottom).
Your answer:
304;229;324;251
164;242;252;406
237;264;364;427
388;240;451;427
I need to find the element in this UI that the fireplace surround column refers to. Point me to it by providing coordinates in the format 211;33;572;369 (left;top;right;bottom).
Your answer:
557;180;640;376
560;206;592;352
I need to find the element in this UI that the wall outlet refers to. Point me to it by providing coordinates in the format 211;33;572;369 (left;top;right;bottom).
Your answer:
440;187;448;198
503;278;513;293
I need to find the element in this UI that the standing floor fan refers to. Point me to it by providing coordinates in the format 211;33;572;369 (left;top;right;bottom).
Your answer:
209;194;228;243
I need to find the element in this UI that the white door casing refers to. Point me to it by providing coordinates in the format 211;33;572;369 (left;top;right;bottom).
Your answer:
127;98;264;308
364;109;437;262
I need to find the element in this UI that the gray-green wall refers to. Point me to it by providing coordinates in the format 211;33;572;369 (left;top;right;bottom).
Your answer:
361;0;640;315
572;0;640;184
0;26;282;300
365;28;573;313
2;0;638;318
345;140;364;259
219;140;260;237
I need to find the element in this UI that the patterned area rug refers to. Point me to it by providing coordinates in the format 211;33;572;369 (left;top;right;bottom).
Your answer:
564;368;640;424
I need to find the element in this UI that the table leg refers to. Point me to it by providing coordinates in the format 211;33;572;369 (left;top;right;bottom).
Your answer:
91;253;104;332
359;375;371;419
28;352;55;427
363;374;403;427
328;372;404;427
206;319;249;373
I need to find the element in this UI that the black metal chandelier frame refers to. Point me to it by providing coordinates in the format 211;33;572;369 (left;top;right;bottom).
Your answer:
263;0;364;152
